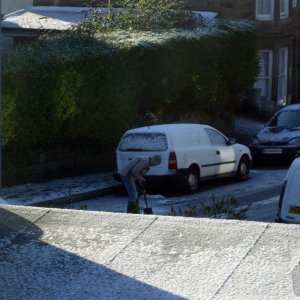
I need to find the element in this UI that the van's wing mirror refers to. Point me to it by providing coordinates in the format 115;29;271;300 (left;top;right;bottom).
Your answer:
228;138;236;145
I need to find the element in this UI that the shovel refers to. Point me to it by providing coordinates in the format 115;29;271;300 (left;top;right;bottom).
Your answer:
139;182;153;215
142;192;153;215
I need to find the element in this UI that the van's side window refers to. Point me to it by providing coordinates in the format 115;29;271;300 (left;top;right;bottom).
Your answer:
205;129;227;146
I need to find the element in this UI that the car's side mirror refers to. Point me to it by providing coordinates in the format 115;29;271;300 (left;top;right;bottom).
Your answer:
228;138;236;145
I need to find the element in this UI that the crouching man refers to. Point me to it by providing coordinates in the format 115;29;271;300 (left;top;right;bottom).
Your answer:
120;155;161;213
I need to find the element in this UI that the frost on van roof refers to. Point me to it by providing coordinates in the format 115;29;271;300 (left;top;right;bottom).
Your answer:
126;123;210;132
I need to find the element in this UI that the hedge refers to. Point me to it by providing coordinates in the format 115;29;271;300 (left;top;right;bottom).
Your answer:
2;20;258;177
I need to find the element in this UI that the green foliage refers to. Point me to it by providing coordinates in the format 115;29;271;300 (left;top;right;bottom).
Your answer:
171;202;198;217
75;0;194;34
2;20;258;175
201;194;250;220
3;34;138;153
170;194;249;220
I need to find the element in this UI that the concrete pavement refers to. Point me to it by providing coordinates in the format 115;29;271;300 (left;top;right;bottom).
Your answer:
0;170;299;299
0;172;122;206
0;204;299;299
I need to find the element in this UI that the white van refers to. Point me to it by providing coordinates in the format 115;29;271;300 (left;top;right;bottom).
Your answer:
276;157;300;224
115;124;252;193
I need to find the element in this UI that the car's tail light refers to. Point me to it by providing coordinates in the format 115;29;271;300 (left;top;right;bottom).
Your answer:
168;151;177;170
277;181;287;214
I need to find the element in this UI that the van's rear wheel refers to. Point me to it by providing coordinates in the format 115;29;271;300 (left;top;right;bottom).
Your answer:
185;167;199;193
236;156;250;180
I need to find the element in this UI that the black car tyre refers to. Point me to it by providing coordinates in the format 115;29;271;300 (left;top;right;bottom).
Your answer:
236;156;250;180
185;166;200;193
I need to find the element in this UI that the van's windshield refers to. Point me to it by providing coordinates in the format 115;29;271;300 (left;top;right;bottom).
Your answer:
119;133;168;151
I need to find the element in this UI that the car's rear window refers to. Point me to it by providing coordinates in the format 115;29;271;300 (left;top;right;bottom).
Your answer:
269;111;300;127
119;133;168;151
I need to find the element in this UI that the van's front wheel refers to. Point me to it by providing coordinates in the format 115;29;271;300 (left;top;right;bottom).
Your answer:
185;166;199;193
236;156;250;180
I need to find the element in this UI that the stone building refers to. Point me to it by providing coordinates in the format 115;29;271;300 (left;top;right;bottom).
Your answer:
185;0;300;115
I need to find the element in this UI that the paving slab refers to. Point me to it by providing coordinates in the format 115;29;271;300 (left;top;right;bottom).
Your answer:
0;205;299;300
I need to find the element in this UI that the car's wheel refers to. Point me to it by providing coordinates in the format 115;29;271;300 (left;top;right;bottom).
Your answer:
185;166;199;193
236;156;250;180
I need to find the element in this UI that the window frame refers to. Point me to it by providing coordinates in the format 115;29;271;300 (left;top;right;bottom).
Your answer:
292;0;298;7
256;0;275;20
277;47;288;106
280;0;289;19
254;50;273;101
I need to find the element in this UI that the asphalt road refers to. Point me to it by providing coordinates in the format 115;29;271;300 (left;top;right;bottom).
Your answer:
64;166;288;223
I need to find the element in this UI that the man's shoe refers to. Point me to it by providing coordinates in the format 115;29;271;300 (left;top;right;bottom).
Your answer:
127;201;140;214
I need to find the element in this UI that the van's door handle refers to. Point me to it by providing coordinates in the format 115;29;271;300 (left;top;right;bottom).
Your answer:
216;150;220;155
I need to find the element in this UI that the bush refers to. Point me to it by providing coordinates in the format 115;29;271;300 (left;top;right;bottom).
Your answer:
75;0;194;34
2;20;258;180
201;194;250;220
3;35;138;152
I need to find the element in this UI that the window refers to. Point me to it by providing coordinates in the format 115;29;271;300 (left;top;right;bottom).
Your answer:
269;111;300;127
119;133;168;151
256;0;275;20
205;129;227;146
292;0;298;7
278;48;288;105
280;0;289;18
254;50;273;100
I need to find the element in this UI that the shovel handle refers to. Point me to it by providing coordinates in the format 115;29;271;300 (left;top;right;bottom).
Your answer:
143;194;149;208
139;181;152;213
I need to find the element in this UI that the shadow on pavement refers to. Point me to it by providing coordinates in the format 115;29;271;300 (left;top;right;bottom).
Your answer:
0;207;184;300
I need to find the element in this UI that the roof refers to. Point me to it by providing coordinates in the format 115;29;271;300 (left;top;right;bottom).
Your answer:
280;104;300;111
2;6;90;31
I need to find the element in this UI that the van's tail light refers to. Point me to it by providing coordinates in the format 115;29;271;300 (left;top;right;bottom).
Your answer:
277;181;287;214
168;151;178;170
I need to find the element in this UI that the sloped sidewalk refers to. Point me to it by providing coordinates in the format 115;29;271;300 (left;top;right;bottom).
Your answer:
0;173;122;207
0;205;299;299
